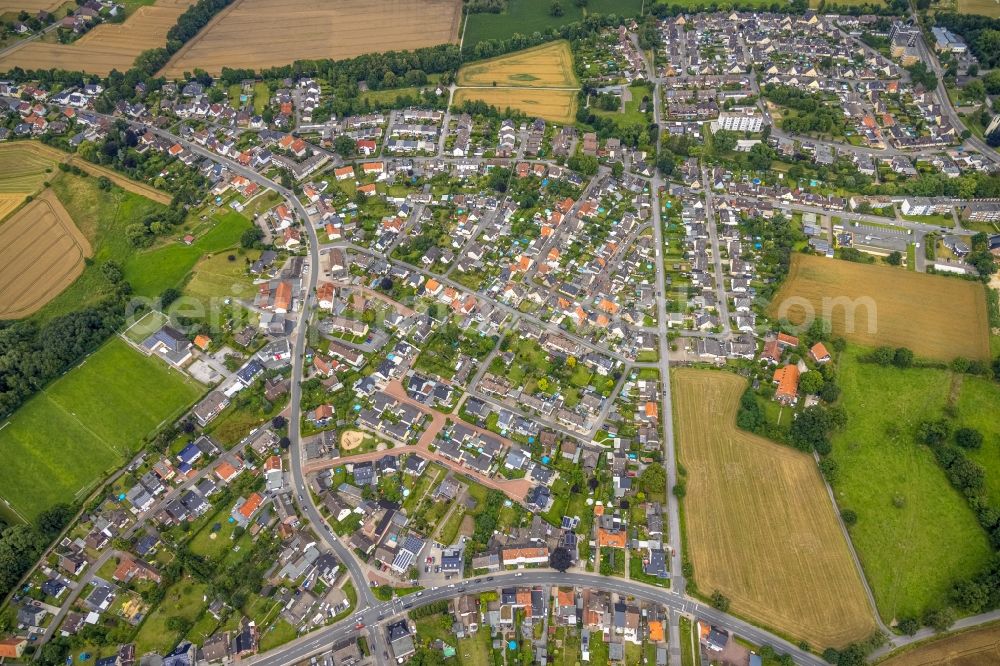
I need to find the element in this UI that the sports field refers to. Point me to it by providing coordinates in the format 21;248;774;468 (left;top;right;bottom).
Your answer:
161;0;461;77
457;41;578;88
462;0;643;51
453;87;577;124
0;189;92;319
0;0;193;75
672;368;876;648
831;348;993;621
0;338;202;521
769;254;990;361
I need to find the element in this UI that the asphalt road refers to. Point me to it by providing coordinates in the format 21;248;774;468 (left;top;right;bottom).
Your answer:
245;571;827;666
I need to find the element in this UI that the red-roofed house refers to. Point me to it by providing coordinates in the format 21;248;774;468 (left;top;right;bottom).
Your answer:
772;365;800;405
232;492;264;527
810;342;831;363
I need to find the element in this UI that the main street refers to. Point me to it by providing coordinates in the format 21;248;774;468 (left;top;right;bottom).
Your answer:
245;571;828;666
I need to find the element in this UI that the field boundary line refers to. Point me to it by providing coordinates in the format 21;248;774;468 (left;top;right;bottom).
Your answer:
157;0;248;78
44;392;124;465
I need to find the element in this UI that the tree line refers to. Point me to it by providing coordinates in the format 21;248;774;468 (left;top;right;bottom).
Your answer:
0;505;74;611
0;289;131;418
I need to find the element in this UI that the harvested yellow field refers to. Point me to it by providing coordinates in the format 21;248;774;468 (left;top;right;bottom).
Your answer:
0;0;62;13
0;142;66;194
161;0;461;77
457;40;578;88
0;193;25;221
673;369;877;649
68;157;172;205
882;623;1000;666
0;189;92;319
958;0;1000;17
0;0;193;75
769;253;990;361
453;87;577;124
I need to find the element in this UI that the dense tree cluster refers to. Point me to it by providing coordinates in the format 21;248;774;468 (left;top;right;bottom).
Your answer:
761;85;847;135
0;504;74;602
0;294;130;417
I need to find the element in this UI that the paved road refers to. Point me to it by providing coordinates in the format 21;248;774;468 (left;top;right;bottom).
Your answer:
245;570;827;666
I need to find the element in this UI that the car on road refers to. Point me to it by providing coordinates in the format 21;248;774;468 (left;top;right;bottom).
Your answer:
515;573;523;577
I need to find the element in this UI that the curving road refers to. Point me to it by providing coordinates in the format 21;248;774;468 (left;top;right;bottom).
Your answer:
245;571;827;666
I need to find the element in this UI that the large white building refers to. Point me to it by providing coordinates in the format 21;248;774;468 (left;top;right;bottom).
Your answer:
713;110;764;133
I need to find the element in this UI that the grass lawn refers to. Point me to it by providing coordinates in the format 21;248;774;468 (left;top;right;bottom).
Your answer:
457;629;493;666
956;376;1000;506
439;507;465;545
415;614;456;648
253;82;270;114
133;578;207;656
0;338;202;521
463;0;643;51
592;83;652;126
831;348;993;622
124;210;253;298
189;504;245;560
259;619;297;651
679;616;696;666
173;250;260;312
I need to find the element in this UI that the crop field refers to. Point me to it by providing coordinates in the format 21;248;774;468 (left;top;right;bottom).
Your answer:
0;142;65;204
831;348;993;621
0;0;193;75
0;189;92;319
457;41;577;88
0;0;62;13
0;194;23;221
68;157;172;205
769;254;990;361
0;338;202;521
453;87;577;124
957;0;1000;16
462;0;643;50
161;0;462;77
882;622;1000;665
672;368;876;648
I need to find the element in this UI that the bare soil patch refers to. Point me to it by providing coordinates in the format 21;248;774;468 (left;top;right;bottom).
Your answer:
340;430;365;451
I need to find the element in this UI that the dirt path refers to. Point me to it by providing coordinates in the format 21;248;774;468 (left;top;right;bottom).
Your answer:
68;157;173;205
